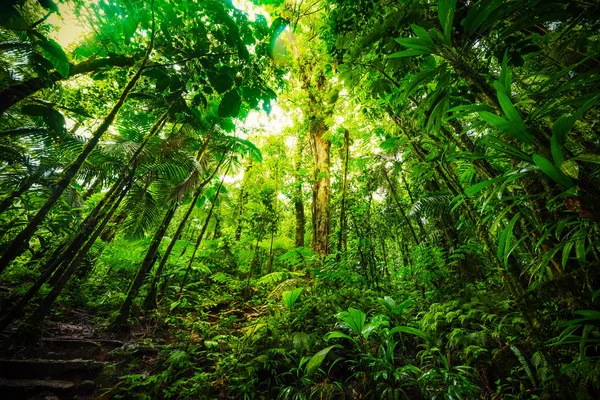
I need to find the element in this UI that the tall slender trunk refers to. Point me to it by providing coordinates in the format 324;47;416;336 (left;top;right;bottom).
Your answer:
293;141;305;247
267;159;279;274
45;109;170;285
0;31;155;273
143;157;225;310
337;129;350;256
0;180;34;215
234;159;253;241
178;163;230;296
382;168;420;245
82;176;103;201
20;175;132;330
310;118;331;256
114;203;178;326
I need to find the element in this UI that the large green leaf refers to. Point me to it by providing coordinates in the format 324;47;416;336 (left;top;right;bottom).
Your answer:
437;0;457;44
218;89;241;118
305;346;335;378
21;104;66;135
498;212;520;267
389;326;431;342
336;307;366;335
461;0;504;35
210;74;235;94
532;154;575;188
478;111;535;145
282;287;303;310
39;38;70;78
389;49;432;58
481;135;532;162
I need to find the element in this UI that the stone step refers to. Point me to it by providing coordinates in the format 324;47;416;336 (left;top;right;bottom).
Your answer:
42;339;102;360
0;377;97;399
0;359;106;381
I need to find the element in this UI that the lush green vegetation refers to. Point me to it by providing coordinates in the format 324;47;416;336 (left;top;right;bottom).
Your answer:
1;0;600;398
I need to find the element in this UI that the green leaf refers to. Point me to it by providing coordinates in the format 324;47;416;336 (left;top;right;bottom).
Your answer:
325;331;355;341
389;326;430;342
437;0;457;44
532;154;575;188
39;38;70;78
37;0;59;13
498;50;512;94
496;91;527;132
498;212;520;267
336;308;366;335
389;49;431;58
282;287;303;310
552;95;600;143
410;25;435;47
465;175;505;196
481;135;532;162
218;89;241;118
462;0;504;36
305;346;335;378
210;74;235;94
21;104;66;135
479;111;535;145
572;154;600;164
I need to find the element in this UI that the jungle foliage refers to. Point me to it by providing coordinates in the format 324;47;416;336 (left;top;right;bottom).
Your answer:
1;0;599;399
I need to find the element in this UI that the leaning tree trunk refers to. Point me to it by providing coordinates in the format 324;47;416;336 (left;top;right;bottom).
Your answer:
142;157;225;310
0;168;134;332
0;55;135;116
0;179;34;215
310;118;331;256
113;203;178;327
0;34;155;273
382;167;420;245
45;108;170;285
18;174;133;330
178;164;230;296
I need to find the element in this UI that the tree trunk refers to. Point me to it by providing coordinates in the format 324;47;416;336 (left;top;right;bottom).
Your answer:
143;157;225;310
178;163;230;295
337;129;350;256
22;176;132;329
382;167;420;245
234;159;253;241
114;203;178;327
293;141;305;247
0;55;135;116
0;37;155;273
0;180;34;215
310;118;331;256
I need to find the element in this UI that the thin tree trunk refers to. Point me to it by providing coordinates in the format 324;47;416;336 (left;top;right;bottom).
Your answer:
19;175;132;330
0;30;155;273
0;55;135;116
235;159;253;241
45;109;170;285
337;129;350;256
293;140;305;247
143;157;225;310
82;176;103;201
0;180;34;215
310;118;331;256
178;163;229;296
382;167;420;245
114;203;178;326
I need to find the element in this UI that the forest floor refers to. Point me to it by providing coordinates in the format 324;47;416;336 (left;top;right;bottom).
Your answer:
0;283;277;399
